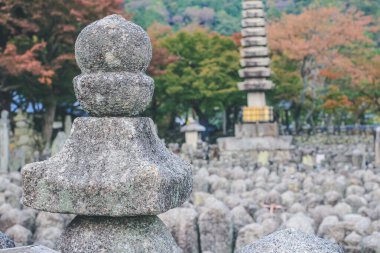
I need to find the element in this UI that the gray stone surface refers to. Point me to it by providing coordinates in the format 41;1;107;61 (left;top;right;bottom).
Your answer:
218;136;292;152
159;207;199;253
235;223;265;252
0;231;15;249
74;72;154;117
74;14;153;116
242;18;266;27
240;48;269;58
0;245;58;252
243;1;264;10
238;229;344;253
241;28;266;37
180;122;206;132
0;110;10;174
242;9;265;18
198;203;233;253
75;14;151;74
375;127;380;166
5;224;33;246
22;117;192;216
58;216;181;253
238;80;274;91
234;123;279;138
241;37;268;47
51;131;67;156
21;14;191;253
240;58;270;67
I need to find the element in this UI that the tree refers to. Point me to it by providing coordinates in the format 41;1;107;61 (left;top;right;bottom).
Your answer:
126;0;242;35
268;7;374;130
0;0;125;143
322;85;352;123
125;0;168;29
146;23;178;126
157;28;243;134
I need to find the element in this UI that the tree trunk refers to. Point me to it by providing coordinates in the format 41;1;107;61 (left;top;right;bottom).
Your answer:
0;91;11;112
293;105;302;134
42;97;57;145
193;105;207;122
222;109;227;135
168;111;177;131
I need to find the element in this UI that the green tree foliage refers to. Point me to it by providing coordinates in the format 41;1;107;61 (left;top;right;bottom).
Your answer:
153;28;243;133
125;0;242;35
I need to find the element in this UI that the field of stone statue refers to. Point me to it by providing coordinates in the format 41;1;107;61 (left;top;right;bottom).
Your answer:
1;135;380;253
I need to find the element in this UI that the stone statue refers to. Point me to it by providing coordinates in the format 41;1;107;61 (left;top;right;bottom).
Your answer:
22;14;192;253
0;110;10;173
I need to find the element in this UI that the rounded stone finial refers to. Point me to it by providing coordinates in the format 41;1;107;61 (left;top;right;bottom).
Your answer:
73;14;154;117
75;14;152;73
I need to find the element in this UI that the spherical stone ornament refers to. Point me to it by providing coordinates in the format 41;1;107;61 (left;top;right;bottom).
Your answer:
75;14;152;73
74;14;154;116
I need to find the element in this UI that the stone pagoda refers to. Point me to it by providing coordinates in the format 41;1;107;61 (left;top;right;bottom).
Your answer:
218;0;292;159
237;0;277;137
22;15;192;253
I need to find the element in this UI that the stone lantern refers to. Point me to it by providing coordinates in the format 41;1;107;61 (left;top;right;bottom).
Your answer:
181;117;206;150
21;15;192;253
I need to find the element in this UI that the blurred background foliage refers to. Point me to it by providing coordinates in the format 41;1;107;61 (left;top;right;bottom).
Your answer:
0;0;379;143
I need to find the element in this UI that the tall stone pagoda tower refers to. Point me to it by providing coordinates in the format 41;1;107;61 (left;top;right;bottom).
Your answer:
240;0;273;120
235;0;278;137
217;0;292;159
236;0;278;137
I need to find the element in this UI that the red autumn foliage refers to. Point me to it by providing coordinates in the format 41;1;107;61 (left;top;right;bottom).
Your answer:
268;7;374;83
231;32;242;47
0;0;127;87
147;23;179;76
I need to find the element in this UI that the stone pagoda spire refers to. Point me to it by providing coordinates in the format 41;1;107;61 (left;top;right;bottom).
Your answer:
239;0;274;123
22;15;192;253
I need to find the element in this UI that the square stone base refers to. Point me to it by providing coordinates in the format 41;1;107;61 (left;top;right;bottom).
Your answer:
235;122;278;138
216;136;293;164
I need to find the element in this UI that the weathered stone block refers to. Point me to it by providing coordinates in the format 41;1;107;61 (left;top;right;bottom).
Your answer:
240;57;270;67
217;136;292;152
240;48;269;58
235;122;279;138
243;1;264;10
238;229;344;253
242;28;266;37
74;15;154;117
75;15;151;74
22;117;192;216
0;232;15;249
241;37;267;47
242;18;266;28
242;9;265;18
58;216;181;253
0;245;58;253
239;67;271;78
74;72;154;117
238;79;274;91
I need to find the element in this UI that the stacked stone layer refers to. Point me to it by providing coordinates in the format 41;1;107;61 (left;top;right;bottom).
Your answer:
239;0;273;91
21;14;192;253
239;0;274;123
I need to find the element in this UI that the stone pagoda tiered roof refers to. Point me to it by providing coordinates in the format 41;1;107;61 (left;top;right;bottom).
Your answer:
238;0;274;91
